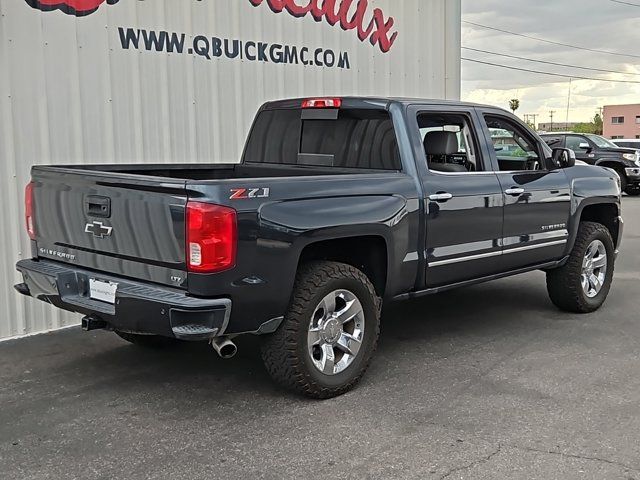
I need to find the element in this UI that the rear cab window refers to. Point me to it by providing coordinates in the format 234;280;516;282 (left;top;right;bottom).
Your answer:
243;107;401;171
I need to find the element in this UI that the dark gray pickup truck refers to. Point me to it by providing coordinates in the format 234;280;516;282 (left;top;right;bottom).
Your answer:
16;97;623;398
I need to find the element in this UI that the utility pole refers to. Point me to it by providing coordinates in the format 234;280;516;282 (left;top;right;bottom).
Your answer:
566;78;572;123
549;110;556;132
524;114;538;130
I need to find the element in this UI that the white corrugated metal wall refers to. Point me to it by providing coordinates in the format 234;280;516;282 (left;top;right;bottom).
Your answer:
0;0;461;339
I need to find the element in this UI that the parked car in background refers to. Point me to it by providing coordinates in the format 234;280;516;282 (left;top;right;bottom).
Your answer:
541;133;640;196
612;139;640;152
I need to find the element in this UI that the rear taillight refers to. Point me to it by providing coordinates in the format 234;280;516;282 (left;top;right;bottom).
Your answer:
301;98;342;109
25;182;35;240
186;202;237;273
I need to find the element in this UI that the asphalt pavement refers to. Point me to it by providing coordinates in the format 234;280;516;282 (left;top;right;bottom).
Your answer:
1;198;640;480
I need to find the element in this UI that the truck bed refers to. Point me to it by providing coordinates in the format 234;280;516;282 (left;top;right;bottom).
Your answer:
40;163;392;181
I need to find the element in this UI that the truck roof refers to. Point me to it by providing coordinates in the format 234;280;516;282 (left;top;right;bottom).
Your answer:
263;96;502;111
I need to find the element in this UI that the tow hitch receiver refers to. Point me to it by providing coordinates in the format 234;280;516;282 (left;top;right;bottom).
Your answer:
81;315;108;331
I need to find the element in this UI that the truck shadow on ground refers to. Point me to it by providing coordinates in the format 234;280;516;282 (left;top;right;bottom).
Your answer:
34;274;559;403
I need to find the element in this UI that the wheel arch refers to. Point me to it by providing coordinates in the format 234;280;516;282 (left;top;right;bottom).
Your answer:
297;235;389;297
566;200;621;255
595;159;625;174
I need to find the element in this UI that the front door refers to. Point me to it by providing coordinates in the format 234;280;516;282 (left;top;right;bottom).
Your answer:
410;107;505;288
480;112;572;270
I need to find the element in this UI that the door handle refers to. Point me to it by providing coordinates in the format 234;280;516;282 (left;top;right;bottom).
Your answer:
428;193;453;202
505;188;525;196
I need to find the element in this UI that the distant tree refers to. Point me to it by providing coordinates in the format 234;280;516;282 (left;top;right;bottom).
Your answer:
594;113;603;135
573;123;597;134
509;99;520;115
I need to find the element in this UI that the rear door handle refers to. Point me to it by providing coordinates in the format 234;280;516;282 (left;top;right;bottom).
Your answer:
505;188;525;196
428;193;453;202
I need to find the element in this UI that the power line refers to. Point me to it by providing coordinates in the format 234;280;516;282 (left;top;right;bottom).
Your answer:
462;46;640;77
463;20;640;60
462;57;640;84
610;0;640;6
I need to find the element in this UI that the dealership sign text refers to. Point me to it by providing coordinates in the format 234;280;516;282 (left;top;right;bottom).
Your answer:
249;0;398;53
25;0;398;53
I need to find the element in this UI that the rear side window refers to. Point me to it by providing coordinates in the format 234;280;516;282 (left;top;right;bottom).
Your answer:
542;136;563;147
243;108;401;170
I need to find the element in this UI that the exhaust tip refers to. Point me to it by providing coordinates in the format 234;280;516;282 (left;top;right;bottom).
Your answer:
219;343;238;359
211;338;238;359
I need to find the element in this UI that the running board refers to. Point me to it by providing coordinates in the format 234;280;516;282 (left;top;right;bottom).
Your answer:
393;257;568;301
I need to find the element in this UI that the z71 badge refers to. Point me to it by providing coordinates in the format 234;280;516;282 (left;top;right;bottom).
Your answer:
230;188;270;200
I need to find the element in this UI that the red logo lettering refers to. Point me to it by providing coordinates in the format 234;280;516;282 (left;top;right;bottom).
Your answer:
25;0;119;16
249;0;398;53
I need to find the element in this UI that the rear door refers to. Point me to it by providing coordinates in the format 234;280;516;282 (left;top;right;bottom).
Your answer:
31;167;188;288
408;105;505;287
478;111;571;270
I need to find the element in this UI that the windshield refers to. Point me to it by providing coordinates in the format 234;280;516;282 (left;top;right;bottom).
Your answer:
585;134;618;149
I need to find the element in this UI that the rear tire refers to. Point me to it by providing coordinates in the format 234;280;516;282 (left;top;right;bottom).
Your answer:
261;261;381;399
625;186;640;196
115;331;179;348
546;221;615;313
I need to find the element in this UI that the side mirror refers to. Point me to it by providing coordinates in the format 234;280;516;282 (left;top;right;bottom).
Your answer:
579;142;591;151
552;148;576;169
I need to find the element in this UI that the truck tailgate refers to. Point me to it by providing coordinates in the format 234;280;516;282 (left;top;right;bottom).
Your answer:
31;166;188;288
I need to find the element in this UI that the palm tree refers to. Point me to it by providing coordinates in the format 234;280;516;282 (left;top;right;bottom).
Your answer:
509;99;520;115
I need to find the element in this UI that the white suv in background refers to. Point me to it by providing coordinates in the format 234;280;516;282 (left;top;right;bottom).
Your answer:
612;139;640;152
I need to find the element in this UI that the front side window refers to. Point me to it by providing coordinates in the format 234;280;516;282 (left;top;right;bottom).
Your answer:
565;135;588;153
417;112;482;173
484;115;544;171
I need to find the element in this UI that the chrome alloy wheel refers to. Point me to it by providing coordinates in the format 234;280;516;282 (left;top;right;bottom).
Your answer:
307;290;365;376
581;240;608;298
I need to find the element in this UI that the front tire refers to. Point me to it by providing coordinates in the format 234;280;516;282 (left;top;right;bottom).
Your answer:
546;221;615;313
625;186;640;196
261;261;381;399
615;169;628;192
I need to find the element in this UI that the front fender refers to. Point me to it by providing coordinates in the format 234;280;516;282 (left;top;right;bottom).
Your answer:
595;158;629;170
564;173;621;255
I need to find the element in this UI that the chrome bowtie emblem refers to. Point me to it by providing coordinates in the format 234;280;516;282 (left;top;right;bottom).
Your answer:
85;221;113;239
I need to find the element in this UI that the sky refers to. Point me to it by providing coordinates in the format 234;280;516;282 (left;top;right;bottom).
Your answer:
461;0;640;125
